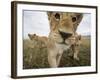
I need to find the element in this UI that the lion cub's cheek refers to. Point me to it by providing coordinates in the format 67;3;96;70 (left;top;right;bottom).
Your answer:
54;37;63;43
51;37;63;43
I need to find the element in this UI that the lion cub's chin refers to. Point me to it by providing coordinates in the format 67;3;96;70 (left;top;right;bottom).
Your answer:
55;43;71;51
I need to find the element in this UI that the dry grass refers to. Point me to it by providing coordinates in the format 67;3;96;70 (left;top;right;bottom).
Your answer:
23;36;91;69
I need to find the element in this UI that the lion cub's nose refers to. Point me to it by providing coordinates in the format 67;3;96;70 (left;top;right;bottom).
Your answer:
59;31;72;40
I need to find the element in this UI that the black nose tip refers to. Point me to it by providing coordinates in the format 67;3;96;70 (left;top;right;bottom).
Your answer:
59;31;72;40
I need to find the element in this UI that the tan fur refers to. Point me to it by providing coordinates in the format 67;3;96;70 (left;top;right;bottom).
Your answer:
28;34;48;48
47;12;83;67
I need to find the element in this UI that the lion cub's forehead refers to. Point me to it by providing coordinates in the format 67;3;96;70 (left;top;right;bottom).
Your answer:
48;12;79;15
47;12;82;19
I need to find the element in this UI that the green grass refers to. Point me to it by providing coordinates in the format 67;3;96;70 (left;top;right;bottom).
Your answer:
23;36;91;69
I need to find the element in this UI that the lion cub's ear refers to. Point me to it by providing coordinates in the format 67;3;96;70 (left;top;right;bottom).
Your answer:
28;34;32;40
33;34;36;36
28;33;37;40
28;34;31;38
78;35;81;40
73;13;83;32
76;13;83;24
47;12;52;20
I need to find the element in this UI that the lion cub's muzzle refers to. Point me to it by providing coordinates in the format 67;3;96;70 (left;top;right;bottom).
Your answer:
59;30;72;44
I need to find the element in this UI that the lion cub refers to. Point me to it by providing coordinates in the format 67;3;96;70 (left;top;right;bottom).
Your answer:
28;34;48;48
47;12;83;67
68;33;81;60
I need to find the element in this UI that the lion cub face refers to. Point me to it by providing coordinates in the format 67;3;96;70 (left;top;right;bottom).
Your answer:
48;12;83;44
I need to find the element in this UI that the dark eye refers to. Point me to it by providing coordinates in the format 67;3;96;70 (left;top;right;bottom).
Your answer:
72;16;77;22
55;13;60;20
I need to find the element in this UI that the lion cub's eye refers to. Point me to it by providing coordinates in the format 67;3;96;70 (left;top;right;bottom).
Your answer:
55;13;60;20
72;16;77;22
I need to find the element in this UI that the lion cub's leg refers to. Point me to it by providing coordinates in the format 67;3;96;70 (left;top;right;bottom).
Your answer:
74;49;79;60
72;35;81;60
72;45;79;60
48;50;58;68
56;50;63;67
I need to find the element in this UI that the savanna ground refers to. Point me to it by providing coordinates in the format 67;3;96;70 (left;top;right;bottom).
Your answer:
23;36;91;69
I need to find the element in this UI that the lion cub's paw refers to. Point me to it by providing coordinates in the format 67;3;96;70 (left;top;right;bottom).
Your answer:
74;55;79;61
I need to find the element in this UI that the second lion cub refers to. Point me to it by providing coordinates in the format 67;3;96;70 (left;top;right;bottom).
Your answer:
28;34;48;48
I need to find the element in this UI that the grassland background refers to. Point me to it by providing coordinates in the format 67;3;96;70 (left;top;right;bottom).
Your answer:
23;36;91;69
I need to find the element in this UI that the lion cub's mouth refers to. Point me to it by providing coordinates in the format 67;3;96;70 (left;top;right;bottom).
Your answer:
58;30;72;44
59;30;72;40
